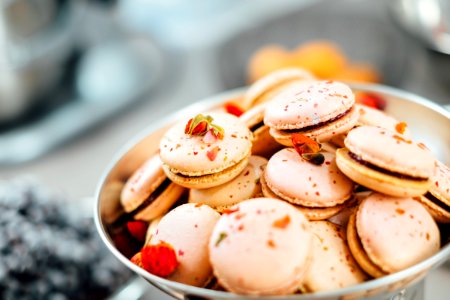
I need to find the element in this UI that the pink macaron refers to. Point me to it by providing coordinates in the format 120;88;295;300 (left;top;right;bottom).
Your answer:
262;148;354;220
336;125;435;197
347;192;440;278
209;198;312;295
264;80;359;146
149;203;220;287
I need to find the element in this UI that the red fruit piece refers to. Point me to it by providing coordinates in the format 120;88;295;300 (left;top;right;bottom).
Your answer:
291;133;321;155
141;242;179;277
224;101;244;117
355;92;386;110
127;221;149;243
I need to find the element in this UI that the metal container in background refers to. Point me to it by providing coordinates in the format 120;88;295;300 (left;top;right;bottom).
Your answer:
0;0;77;123
95;84;450;300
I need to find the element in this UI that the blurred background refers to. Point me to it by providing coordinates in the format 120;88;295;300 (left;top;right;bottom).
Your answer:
0;0;449;299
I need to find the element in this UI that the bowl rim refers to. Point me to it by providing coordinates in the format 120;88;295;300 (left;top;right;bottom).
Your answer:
94;83;450;299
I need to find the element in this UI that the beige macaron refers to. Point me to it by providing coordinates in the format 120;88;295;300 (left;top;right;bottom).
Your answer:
336;126;435;197
239;103;283;158
347;192;440;278
300;221;367;292
159;112;253;189
416;160;450;223
189;156;267;212
121;154;186;221
242;68;315;110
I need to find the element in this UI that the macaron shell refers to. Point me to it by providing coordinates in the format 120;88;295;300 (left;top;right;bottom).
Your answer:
260;172;345;220
357;193;440;273
150;203;220;287
430;160;450;205
121;154;166;213
336;148;431;197
347;213;387;278
239;103;284;157
162;154;250;189
134;182;186;221
416;195;450;223
300;221;367;292
160;112;252;176
269;105;359;144
209;198;312;295
264;80;355;130
265;148;354;207
188;156;268;211
356;104;412;138
344;126;435;178
243;68;315;110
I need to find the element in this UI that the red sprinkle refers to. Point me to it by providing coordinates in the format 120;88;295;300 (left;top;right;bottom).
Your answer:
224;102;244;117
272;215;291;229
206;146;220;161
222;207;239;214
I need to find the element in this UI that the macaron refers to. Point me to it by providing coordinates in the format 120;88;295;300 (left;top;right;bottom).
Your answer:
264;80;359;146
243;68;315;110
209;198;312;295
262;148;354;220
239;103;283;158
121;154;186;221
149;203;220;287
416;160;450;223
189;156;268;212
330;104;412;147
347;193;440;278
300;221;367;293
336;125;435;197
159;112;253;189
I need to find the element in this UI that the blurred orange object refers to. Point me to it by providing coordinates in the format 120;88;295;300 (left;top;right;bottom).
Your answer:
292;41;347;79
334;63;381;83
247;40;382;84
247;45;292;83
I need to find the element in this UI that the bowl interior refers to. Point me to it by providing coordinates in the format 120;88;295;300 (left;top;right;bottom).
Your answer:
95;84;450;300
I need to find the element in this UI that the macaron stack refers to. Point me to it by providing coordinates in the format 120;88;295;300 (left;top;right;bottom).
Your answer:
110;68;448;296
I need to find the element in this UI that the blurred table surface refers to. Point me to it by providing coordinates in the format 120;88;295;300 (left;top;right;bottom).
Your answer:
0;0;449;299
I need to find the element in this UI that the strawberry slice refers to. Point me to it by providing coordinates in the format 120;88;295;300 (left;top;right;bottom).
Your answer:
141;242;179;277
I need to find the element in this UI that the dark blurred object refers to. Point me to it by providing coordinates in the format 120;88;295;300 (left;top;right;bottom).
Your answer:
0;0;78;125
391;0;450;55
0;3;169;165
217;0;411;90
0;177;133;300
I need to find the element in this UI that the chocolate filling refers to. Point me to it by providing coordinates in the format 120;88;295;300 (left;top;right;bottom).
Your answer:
424;192;450;212
109;178;173;228
280;107;351;133
132;178;172;215
250;121;265;132
348;152;428;181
